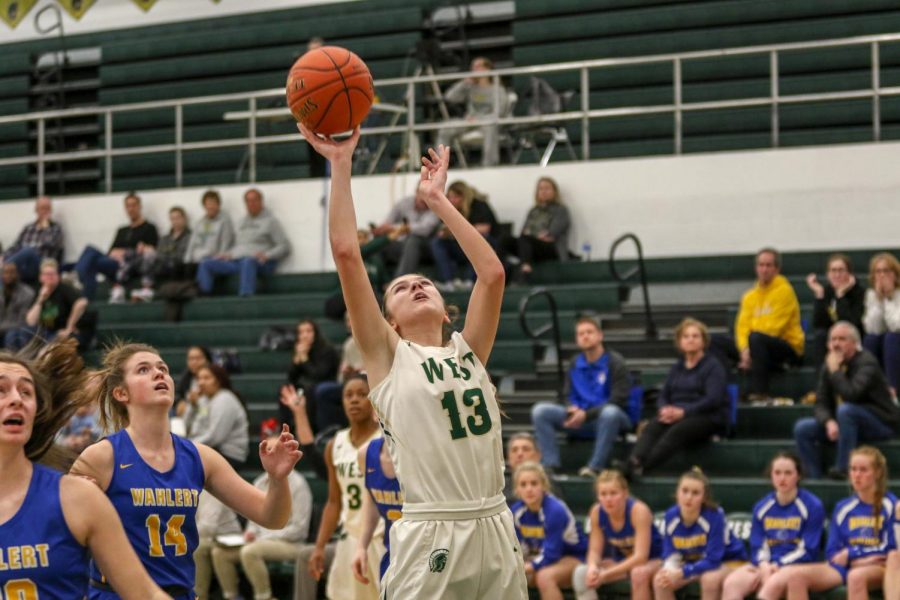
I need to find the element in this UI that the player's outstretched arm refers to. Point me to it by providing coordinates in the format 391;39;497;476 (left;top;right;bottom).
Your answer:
60;476;173;600
299;123;397;383
419;146;504;364
199;425;301;529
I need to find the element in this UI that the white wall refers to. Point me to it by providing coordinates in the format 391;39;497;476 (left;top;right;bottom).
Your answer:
2;141;898;272
2;0;357;45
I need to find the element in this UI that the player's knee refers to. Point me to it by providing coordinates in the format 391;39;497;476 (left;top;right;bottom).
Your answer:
652;570;667;590
846;568;867;593
534;567;556;590
630;565;649;586
889;550;900;569
699;571;722;594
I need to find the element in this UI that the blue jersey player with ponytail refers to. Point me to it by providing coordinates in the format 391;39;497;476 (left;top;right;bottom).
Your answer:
71;342;302;599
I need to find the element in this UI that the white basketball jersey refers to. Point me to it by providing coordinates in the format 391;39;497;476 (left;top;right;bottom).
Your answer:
368;331;505;505
332;427;382;538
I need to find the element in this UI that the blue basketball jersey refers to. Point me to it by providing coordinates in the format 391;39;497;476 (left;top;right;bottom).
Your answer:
0;463;89;599
89;430;204;599
662;505;748;578
596;497;663;561
364;437;403;579
750;488;825;565
826;492;899;565
512;493;588;569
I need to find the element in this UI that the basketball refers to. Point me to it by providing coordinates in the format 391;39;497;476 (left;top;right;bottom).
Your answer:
286;46;375;135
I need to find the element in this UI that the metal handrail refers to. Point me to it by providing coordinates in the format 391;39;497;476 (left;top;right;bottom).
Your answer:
609;233;657;340
518;289;565;403
1;31;898;194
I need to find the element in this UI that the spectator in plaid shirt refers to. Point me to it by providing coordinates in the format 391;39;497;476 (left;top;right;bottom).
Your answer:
3;196;64;285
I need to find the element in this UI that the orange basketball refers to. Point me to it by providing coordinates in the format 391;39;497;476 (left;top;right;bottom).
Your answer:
286;46;374;135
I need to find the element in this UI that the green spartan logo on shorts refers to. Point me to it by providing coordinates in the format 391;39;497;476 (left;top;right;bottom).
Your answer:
428;549;449;573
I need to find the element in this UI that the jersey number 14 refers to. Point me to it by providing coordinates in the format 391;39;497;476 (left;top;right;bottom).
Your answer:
146;514;188;557
441;388;493;440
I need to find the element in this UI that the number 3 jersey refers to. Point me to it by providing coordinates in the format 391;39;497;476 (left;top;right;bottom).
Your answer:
90;430;204;596
0;463;89;598
331;427;382;538
369;331;505;506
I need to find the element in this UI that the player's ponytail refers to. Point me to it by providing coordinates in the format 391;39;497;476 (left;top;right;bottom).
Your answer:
851;446;888;533
0;338;92;464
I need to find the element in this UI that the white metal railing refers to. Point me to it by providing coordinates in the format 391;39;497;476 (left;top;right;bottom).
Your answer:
1;31;899;195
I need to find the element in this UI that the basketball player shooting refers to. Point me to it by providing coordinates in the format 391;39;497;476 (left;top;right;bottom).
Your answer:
298;123;528;599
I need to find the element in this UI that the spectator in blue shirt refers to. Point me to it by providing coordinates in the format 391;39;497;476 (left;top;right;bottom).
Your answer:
626;318;728;478
531;315;632;477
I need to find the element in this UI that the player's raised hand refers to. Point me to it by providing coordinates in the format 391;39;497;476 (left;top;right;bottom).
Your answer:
418;144;451;208
298;123;360;165
259;423;302;479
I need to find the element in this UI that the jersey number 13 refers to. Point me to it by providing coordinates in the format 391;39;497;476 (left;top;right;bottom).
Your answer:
441;388;493;440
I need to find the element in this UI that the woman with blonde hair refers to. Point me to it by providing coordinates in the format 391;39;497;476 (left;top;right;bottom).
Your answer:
512;462;587;599
431;179;499;291
625;318;729;477
572;469;662;600
862;252;900;393
71;341;301;599
515;176;571;284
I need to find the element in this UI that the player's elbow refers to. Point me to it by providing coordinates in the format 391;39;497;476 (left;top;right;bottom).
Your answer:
330;238;359;263
479;260;505;287
261;509;291;530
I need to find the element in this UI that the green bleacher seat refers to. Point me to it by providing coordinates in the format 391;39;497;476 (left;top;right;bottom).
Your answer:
101;31;420;85
0;75;30;100
515;0;699;19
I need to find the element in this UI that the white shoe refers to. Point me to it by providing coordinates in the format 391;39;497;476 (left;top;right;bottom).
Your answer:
109;285;126;304
131;287;154;302
435;281;456;293
453;278;474;291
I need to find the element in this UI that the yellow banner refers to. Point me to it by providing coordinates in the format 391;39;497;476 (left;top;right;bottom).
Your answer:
55;0;96;20
0;0;38;29
130;0;159;11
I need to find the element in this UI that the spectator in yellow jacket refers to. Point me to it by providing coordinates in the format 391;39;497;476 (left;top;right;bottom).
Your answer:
712;248;804;401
